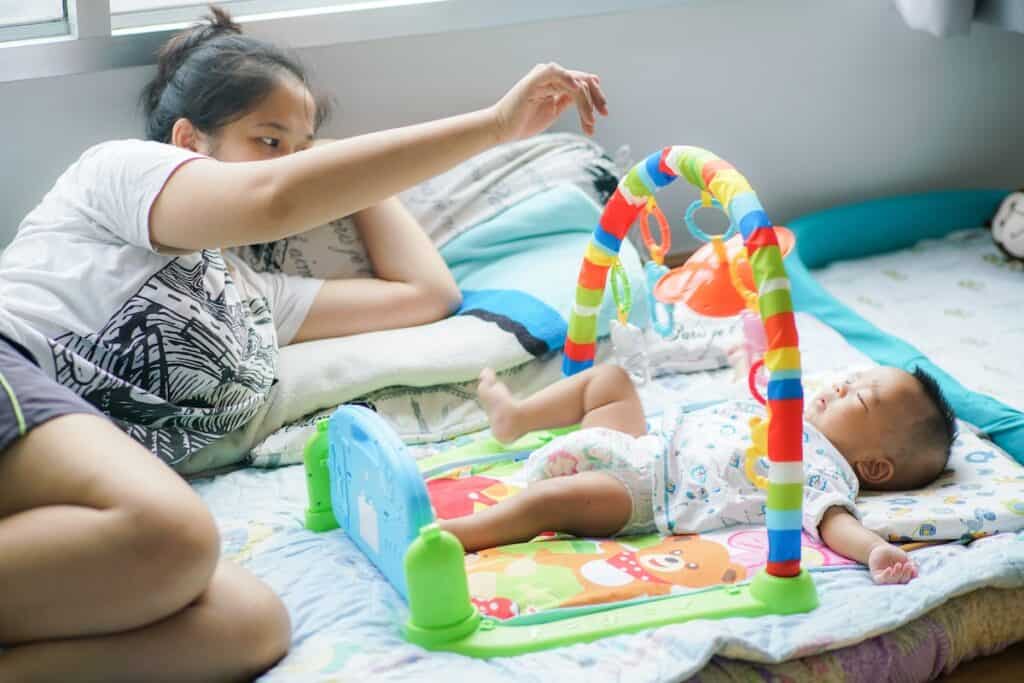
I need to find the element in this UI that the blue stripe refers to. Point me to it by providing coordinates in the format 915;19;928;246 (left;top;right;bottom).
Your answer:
728;191;762;224
634;162;658;195
592;225;623;253
767;378;804;400
589;238;618;259
768;369;803;382
458;289;566;358
644;152;675;187
768;529;803;563
766;508;803;532
739;210;771;240
563;357;594;376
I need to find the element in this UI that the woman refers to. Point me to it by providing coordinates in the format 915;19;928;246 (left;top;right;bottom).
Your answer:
0;6;607;680
0;7;607;467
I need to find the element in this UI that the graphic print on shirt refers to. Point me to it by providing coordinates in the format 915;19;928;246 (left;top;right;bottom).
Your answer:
48;252;278;464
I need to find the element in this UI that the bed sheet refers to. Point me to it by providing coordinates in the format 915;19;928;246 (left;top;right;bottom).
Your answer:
194;439;1024;683
192;311;1024;681
812;228;1023;410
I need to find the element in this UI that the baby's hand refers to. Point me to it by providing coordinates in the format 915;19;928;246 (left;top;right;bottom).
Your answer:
868;544;918;584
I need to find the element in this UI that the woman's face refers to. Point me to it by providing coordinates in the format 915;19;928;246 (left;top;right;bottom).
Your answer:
191;77;317;161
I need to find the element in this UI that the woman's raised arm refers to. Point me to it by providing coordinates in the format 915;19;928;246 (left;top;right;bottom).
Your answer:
150;63;607;252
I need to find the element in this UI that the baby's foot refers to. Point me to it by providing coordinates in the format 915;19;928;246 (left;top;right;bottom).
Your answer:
478;368;524;444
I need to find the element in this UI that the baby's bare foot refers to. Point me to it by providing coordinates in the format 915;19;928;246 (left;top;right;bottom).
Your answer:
478;368;523;443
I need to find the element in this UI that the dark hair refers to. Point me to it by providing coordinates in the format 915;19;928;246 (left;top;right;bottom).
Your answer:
141;5;331;144
889;367;957;490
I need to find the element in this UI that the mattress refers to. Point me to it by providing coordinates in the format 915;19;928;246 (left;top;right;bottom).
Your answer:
191;321;1024;682
812;227;1022;410
190;195;1024;681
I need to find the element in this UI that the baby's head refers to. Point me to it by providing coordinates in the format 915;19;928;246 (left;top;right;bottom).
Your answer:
805;366;956;491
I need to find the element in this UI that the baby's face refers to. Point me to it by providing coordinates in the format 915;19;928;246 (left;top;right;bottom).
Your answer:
804;367;922;468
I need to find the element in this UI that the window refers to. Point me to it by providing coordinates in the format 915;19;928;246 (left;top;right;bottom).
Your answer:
2;0;670;82
110;1;380;31
0;0;68;41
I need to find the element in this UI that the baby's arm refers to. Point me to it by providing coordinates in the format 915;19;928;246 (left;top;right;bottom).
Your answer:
819;507;918;584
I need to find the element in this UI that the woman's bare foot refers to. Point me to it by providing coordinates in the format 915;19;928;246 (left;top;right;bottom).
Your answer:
477;368;525;443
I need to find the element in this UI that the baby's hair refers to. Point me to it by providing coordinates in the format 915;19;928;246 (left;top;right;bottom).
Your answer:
887;367;957;490
141;4;331;144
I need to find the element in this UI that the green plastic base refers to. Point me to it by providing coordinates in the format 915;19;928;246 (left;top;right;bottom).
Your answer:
401;523;819;658
303;419;338;533
407;569;818;658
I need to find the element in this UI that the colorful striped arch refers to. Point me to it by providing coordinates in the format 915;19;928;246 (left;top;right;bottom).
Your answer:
563;146;804;578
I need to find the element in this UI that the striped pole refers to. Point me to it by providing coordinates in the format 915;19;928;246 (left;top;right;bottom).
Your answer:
564;146;804;578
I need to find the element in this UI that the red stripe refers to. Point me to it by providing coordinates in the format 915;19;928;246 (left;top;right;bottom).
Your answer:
599;191;641;239
658;147;677;178
766;560;801;578
745;226;779;252
579;259;611;290
701;159;734;188
767;399;804;462
563;338;596;362
763;312;799;349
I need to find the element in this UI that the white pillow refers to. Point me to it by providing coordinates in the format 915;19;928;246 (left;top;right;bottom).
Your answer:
859;426;1024;541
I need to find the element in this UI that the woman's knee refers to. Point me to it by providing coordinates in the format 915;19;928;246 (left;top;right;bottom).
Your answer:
210;563;291;677
111;488;220;599
239;583;291;674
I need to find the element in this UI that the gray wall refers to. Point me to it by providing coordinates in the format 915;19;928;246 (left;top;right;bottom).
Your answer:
2;0;1022;249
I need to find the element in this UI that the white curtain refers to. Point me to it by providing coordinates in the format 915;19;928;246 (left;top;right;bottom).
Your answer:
893;0;1024;37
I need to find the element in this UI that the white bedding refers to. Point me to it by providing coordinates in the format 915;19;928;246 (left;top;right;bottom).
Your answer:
189;311;1024;681
813;228;1024;410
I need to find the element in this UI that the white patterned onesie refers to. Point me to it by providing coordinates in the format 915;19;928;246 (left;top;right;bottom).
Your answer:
521;400;860;538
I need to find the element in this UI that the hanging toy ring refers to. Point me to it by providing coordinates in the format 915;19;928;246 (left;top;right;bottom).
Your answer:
684;196;739;244
610;260;632;324
639;198;672;265
748;358;767;405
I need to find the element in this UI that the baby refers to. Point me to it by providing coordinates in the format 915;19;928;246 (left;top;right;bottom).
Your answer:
441;363;956;584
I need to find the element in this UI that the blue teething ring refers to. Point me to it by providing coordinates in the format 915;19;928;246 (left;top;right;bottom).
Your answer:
684;198;739;243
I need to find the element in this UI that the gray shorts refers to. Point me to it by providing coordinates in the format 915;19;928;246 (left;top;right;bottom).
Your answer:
0;334;100;455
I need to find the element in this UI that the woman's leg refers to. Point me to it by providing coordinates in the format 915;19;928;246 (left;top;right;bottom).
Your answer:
441;471;632;553
0;414;289;681
478;363;646;443
2;561;290;683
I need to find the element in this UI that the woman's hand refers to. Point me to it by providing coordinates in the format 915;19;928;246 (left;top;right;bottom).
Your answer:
492;63;608;143
868;544;918;585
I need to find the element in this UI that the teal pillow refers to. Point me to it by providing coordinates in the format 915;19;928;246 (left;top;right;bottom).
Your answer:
792;190;1007;269
441;185;649;337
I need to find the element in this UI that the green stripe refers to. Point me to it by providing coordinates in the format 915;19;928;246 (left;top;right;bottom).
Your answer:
758;289;794;319
568;313;597;342
623;169;653;199
749;245;784;282
0;370;27;436
683;152;714;189
766;482;803;510
576;285;604;308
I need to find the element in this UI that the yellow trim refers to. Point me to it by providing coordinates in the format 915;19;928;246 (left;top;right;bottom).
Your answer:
0;369;27;436
584;242;617;267
764;347;802;372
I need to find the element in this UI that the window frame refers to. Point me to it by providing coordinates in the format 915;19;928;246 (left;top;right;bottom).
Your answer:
1;0;682;83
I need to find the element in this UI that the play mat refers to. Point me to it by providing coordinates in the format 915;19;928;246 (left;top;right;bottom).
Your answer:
187;147;1024;680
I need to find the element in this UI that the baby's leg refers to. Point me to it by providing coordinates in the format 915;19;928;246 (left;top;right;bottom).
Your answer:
441;471;632;553
0;414;289;680
479;364;646;443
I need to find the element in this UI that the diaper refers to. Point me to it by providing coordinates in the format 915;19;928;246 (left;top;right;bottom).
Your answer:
522;427;663;536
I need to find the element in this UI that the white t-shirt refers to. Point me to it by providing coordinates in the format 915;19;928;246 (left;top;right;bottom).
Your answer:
0;140;319;465
652;400;860;539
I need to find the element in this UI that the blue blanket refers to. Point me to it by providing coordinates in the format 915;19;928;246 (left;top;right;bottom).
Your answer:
445;184;649;358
